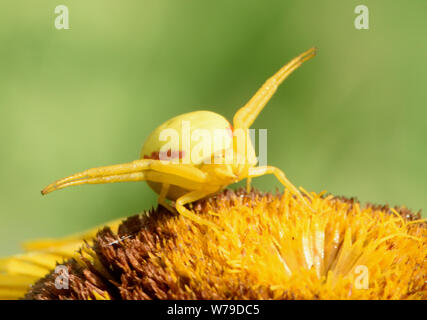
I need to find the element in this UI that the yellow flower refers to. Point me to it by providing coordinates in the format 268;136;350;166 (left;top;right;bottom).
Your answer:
1;189;426;300
0;217;123;299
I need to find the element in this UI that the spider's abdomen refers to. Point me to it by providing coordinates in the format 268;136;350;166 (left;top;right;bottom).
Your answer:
140;110;233;199
141;111;233;165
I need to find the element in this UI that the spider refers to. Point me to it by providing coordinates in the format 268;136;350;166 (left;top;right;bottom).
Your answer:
42;47;317;229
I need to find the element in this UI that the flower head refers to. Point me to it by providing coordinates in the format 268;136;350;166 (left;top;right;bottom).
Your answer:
7;189;424;300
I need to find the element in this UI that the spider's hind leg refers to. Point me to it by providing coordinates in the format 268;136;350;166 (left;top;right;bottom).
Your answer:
248;166;313;211
246;177;252;193
157;183;175;213
175;190;220;231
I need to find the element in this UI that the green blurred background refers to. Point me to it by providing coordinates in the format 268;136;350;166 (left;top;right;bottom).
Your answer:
1;0;426;255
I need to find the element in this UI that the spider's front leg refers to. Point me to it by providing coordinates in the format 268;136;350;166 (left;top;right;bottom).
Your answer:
41;159;222;229
233;47;317;131
41;159;207;195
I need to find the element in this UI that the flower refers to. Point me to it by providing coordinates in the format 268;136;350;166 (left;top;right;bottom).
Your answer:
0;217;123;299
1;189;426;300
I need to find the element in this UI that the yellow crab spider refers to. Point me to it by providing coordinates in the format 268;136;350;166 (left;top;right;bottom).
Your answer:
42;47;317;229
